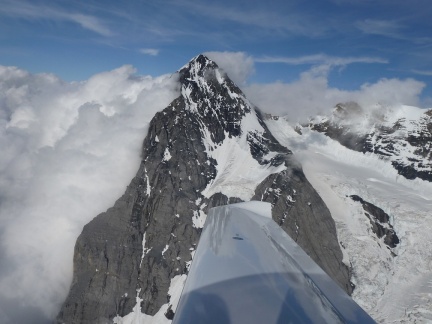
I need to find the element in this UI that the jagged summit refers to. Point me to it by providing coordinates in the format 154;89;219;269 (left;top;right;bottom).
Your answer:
177;54;249;139
58;55;350;324
179;54;289;162
178;54;219;79
177;53;245;107
178;54;234;98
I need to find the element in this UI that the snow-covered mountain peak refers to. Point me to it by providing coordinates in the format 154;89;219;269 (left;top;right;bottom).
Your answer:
178;54;218;81
322;102;430;132
178;54;251;116
380;104;431;130
175;54;289;159
307;102;432;182
173;55;292;200
323;101;387;134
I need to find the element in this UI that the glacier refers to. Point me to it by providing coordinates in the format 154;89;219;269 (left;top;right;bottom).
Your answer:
267;116;432;322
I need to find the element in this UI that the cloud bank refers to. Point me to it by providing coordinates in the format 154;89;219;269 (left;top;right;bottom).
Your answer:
245;65;425;122
0;66;179;323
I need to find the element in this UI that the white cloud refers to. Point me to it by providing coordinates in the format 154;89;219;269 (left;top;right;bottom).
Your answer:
244;67;425;122
355;19;401;37
411;69;432;76
139;48;160;56
204;51;255;86
68;13;113;36
355;19;432;44
0;0;113;36
0;65;179;323
356;77;425;107
255;54;388;67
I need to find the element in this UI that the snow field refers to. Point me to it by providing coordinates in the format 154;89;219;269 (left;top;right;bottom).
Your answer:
266;117;432;323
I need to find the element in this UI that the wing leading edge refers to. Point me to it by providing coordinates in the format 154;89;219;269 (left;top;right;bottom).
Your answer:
173;201;375;324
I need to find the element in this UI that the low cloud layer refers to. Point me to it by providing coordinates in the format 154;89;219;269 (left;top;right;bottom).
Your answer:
245;67;425;122
0;66;179;323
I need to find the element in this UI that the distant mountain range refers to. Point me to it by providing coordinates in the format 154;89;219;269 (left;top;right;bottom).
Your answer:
307;101;432;182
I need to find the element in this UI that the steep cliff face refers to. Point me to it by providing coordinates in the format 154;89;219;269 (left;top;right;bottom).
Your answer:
57;55;350;323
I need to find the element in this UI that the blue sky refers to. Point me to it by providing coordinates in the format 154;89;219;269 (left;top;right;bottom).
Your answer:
1;0;432;103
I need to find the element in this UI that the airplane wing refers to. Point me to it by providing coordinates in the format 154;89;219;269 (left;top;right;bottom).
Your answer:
173;201;375;324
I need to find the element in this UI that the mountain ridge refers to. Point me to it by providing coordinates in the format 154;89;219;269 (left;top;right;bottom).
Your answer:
57;55;351;323
307;102;432;182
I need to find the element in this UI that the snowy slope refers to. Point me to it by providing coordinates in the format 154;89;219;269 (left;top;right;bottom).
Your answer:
266;116;432;323
308;103;432;182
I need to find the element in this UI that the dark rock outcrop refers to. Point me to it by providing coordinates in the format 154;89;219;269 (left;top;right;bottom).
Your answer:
350;195;400;249
57;55;351;323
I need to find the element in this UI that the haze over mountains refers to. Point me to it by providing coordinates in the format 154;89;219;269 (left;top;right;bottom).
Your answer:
0;54;431;323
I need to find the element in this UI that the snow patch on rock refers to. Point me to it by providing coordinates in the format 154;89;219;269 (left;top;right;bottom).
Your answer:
201;113;286;201
162;148;172;162
113;275;187;324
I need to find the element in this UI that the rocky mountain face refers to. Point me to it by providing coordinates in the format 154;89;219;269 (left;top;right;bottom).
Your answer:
57;55;351;323
307;102;432;182
350;195;399;250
